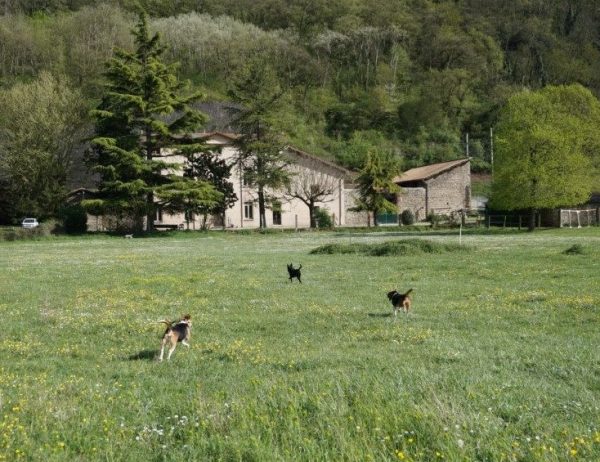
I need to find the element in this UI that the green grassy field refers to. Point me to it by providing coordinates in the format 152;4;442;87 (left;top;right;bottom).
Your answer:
1;228;599;461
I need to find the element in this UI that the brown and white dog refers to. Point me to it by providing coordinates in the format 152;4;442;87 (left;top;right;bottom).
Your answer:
158;314;191;361
387;289;413;316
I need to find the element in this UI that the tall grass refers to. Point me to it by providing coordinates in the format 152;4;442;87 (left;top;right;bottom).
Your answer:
0;228;599;461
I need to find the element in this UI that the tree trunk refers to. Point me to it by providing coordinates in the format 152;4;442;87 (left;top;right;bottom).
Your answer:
309;201;316;228
528;208;536;231
145;126;155;232
258;186;267;229
146;191;154;232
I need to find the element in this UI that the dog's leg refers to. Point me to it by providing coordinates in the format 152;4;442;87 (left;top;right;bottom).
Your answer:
167;342;177;361
159;340;166;362
182;340;190;348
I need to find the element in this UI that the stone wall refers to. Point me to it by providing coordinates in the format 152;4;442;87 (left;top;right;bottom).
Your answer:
397;187;426;221
426;161;471;216
396;161;471;221
344;188;369;226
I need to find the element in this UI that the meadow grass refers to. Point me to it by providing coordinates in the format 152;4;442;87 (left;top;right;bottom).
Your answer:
0;228;599;461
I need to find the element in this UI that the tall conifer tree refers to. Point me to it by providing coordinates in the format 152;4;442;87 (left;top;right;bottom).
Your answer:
86;10;217;231
228;59;290;229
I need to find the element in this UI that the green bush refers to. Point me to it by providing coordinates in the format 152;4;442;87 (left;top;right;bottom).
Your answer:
400;209;415;225
311;239;469;256
60;204;88;234
563;244;585;255
315;208;333;229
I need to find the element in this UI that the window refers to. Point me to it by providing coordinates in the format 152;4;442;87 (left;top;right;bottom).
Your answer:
156;208;163;222
244;202;254;220
272;201;282;225
242;169;253;187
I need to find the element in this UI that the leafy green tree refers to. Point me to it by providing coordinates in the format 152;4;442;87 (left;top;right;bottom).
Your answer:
183;149;237;229
353;149;401;226
86;10;218;232
155;176;223;230
0;72;87;223
333;130;397;170
228;58;290;229
490;84;599;230
57;4;132;95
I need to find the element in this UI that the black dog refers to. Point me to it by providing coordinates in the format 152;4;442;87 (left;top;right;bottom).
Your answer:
387;289;413;316
287;263;302;283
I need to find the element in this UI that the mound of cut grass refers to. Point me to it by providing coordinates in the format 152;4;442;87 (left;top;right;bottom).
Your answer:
563;243;585;255
310;238;469;256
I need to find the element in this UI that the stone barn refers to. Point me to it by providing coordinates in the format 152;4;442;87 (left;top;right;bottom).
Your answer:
394;158;471;222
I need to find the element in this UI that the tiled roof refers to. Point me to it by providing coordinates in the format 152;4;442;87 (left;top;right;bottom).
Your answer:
393;158;470;184
285;146;352;176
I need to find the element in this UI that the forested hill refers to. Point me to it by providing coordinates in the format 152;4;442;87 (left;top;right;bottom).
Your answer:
1;0;599;172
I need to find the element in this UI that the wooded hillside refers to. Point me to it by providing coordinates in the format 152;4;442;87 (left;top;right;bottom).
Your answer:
1;0;599;223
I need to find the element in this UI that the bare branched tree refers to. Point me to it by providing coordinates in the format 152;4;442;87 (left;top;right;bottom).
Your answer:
284;165;339;228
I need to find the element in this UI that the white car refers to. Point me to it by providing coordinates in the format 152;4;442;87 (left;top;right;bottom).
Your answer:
21;218;39;229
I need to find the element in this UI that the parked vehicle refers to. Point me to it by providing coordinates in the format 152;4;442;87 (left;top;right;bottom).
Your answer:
21;218;39;229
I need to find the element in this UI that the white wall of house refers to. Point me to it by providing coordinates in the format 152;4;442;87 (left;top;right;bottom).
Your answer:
154;134;350;229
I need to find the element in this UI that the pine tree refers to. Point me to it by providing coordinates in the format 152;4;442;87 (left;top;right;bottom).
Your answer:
86;10;217;232
228;59;290;229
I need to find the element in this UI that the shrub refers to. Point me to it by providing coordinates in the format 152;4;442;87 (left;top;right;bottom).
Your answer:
315;208;333;229
59;204;88;234
400;209;415;225
563;244;585;255
311;239;469;256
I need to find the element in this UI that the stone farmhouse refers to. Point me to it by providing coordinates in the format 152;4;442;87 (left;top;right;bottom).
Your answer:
72;152;472;231
393;158;471;222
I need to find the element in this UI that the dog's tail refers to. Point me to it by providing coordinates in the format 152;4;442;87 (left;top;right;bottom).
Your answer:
404;288;413;296
157;319;173;328
298;264;302;269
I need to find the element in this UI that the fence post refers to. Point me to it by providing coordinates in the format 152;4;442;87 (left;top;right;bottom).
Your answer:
503;215;506;228
487;215;490;228
518;215;522;230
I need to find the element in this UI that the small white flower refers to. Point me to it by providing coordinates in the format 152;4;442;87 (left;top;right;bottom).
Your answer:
457;439;464;448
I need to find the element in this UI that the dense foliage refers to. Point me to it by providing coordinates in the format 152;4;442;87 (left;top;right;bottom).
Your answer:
491;84;599;229
1;1;599;223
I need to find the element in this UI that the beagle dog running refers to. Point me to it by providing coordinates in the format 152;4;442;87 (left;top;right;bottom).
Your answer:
158;314;191;361
387;289;413;316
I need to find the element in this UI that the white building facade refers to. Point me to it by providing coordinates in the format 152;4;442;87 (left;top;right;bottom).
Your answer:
154;132;354;230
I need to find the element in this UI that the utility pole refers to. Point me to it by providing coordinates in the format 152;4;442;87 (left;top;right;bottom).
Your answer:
466;133;470;157
490;127;494;175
